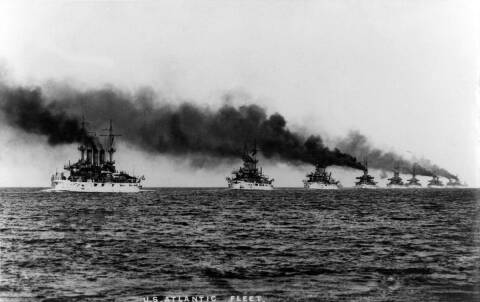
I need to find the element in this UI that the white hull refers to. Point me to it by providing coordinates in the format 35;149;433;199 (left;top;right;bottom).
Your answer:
51;180;142;193
304;182;339;190
355;184;379;189
386;184;407;189
405;185;422;188
427;185;444;189
228;181;273;190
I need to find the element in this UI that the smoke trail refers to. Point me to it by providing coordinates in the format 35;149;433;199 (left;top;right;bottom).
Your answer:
0;85;93;145
336;131;458;179
0;83;364;169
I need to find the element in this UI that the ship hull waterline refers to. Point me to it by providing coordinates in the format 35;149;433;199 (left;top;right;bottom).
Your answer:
405;185;422;188
386;184;407;189
228;181;274;190
304;182;339;190
354;184;379;189
51;180;142;193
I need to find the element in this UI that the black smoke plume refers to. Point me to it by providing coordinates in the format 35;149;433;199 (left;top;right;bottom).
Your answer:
336;131;458;179
0;86;93;145
0;83;364;169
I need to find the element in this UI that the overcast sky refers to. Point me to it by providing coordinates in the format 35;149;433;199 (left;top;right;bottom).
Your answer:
0;0;478;187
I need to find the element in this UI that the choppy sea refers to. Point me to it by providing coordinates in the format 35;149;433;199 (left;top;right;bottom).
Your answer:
0;188;479;302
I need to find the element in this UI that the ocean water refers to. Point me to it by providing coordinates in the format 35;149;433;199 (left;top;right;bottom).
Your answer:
0;188;479;302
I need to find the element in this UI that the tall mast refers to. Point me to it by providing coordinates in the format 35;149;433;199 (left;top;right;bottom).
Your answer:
252;140;258;170
394;161;400;176
78;115;86;161
107;119;115;163
101;119;121;163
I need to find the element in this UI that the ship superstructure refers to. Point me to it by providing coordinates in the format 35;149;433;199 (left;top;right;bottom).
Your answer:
303;164;341;189
446;177;465;188
427;175;444;188
386;163;405;188
50;119;144;192
405;164;422;187
355;160;378;189
226;143;274;190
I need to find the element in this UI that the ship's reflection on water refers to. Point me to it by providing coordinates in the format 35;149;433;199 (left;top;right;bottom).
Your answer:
0;188;479;301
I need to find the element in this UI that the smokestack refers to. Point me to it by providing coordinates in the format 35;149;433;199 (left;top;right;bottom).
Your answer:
99;149;105;164
86;148;93;165
93;147;98;166
78;144;85;161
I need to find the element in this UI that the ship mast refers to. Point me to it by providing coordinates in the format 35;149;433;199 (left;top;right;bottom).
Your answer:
251;140;258;170
393;161;400;177
78;115;86;162
101;120;121;163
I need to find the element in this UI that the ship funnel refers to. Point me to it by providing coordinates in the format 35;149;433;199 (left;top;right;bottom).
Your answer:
99;149;106;164
86;148;93;165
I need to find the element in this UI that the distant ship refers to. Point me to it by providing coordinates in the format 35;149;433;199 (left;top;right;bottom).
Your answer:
355;160;378;189
226;143;274;190
386;163;405;188
446;177;466;188
405;164;422;188
303;164;341;190
427;175;444;188
51;119;144;192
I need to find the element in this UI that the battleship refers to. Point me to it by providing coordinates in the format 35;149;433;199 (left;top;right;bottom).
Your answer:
427;175;444;188
446;178;466;188
303;163;341;189
355;160;378;189
226;143;274;190
386;163;405;188
405;164;422;187
50;119;144;192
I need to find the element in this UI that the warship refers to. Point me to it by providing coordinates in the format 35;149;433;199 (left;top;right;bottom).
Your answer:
50;119;144;192
446;177;465;188
303;163;341;189
386;163;405;188
355;160;378;189
226;142;274;190
405;164;422;187
427;175;444;188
